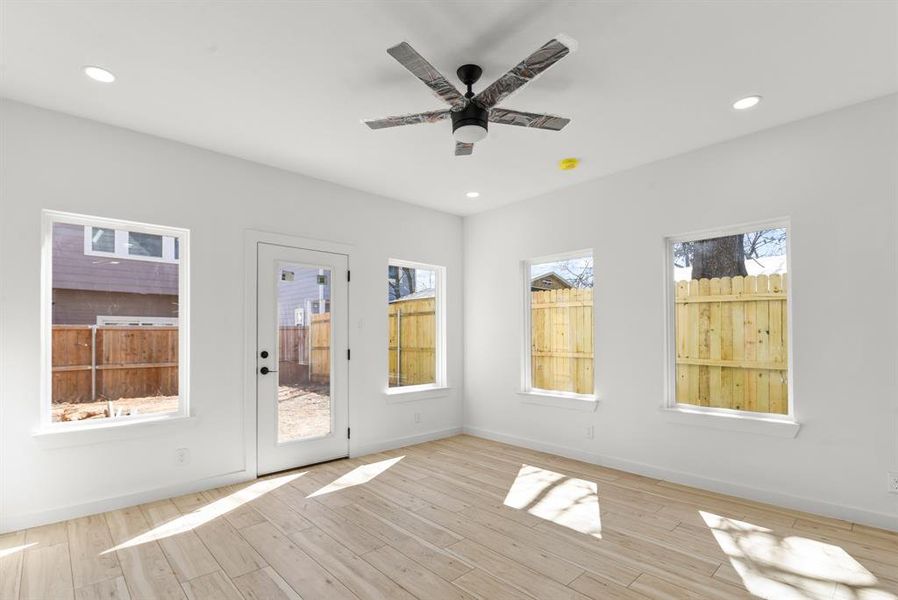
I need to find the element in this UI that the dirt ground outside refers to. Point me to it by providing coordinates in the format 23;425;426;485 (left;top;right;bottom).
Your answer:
52;385;331;441
277;383;331;441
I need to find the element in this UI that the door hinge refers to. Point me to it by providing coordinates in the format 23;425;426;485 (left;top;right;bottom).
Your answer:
347;270;351;282
347;349;351;360
347;427;351;439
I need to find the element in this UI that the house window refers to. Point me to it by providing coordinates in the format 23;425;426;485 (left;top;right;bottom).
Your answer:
90;227;115;253
83;226;179;264
46;212;189;426
387;260;445;390
668;223;790;416
128;231;163;258
524;251;595;396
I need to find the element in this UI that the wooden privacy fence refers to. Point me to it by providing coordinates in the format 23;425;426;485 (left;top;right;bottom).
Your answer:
52;325;178;404
389;297;436;386
531;289;594;395
675;274;788;414
278;312;331;385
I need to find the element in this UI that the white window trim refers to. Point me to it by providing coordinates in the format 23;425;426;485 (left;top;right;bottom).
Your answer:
384;258;447;397
83;225;180;264
520;249;598;407
663;217;799;434
39;210;190;435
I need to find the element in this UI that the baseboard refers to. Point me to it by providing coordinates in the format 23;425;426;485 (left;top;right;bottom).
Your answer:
462;425;898;533
0;468;254;533
351;426;462;457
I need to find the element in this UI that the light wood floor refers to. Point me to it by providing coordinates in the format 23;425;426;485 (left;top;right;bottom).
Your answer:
2;435;897;600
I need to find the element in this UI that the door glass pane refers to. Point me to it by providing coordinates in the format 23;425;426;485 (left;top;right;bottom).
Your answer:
277;262;331;442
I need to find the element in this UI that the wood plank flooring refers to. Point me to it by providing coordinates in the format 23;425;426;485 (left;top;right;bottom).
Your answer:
2;435;897;599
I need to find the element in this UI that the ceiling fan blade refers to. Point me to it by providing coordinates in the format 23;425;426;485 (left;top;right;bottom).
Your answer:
363;109;451;130
387;42;467;109
455;141;474;156
489;108;570;131
474;35;576;109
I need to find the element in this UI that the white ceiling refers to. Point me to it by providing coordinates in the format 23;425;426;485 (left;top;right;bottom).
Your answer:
2;1;896;216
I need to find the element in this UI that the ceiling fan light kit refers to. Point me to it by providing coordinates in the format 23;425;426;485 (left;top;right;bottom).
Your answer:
363;35;576;156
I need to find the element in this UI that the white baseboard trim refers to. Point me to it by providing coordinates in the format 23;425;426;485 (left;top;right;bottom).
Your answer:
351;426;462;458
462;425;898;533
0;468;254;534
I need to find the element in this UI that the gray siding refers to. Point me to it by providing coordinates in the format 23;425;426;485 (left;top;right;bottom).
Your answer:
52;223;178;295
277;267;330;326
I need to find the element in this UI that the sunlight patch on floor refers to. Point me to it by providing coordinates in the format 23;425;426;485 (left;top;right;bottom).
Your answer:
307;456;404;498
503;464;601;537
103;472;303;553
0;543;36;558
700;511;895;599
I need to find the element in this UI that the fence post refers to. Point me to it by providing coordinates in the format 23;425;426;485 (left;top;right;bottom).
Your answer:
396;308;402;387
90;325;97;401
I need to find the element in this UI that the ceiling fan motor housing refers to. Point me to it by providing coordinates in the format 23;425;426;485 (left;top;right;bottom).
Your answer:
451;102;489;143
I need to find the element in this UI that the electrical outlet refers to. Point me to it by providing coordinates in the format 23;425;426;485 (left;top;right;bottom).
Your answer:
586;425;595;440
414;412;421;424
175;448;190;466
888;472;898;494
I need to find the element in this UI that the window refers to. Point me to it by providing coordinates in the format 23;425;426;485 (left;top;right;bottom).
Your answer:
524;251;595;396
668;223;790;417
90;227;115;253
387;260;445;390
45;212;189;426
128;231;163;258
83;226;179;263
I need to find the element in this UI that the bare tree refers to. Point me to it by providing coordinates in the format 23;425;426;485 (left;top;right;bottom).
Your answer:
691;234;748;279
673;228;786;278
558;258;594;288
388;266;417;300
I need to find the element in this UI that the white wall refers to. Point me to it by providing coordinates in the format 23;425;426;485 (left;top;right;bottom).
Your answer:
0;100;464;532
463;95;898;530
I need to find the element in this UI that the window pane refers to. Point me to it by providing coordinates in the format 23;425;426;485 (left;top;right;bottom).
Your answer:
173;237;179;260
91;227;115;253
388;265;437;387
51;221;181;423
671;227;788;414
529;254;594;394
277;264;331;442
128;232;163;257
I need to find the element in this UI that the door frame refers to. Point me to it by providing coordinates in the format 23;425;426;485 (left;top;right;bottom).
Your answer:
243;230;353;477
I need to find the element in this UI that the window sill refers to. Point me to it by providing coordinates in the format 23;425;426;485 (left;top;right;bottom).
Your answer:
384;386;452;404
518;391;599;412
32;413;196;448
661;406;800;438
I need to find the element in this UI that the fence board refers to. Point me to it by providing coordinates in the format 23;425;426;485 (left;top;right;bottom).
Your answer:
52;326;178;403
388;297;436;387
675;274;788;415
530;288;594;395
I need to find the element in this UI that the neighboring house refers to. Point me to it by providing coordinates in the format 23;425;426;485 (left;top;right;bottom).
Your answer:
52;223;180;325
530;272;572;291
277;267;330;326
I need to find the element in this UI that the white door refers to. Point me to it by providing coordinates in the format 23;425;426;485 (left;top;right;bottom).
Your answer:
257;242;349;475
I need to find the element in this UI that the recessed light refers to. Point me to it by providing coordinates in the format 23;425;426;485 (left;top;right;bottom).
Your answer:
466;191;480;199
733;95;761;110
83;66;116;83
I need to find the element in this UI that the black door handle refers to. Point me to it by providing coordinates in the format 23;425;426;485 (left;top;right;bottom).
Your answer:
260;367;278;375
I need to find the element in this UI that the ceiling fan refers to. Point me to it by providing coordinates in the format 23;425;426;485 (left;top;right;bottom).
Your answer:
363;35;577;156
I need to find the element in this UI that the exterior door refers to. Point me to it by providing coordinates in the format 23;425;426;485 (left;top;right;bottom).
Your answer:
257;242;348;475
